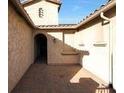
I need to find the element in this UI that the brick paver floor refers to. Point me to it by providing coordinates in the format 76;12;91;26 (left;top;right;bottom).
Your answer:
11;63;115;93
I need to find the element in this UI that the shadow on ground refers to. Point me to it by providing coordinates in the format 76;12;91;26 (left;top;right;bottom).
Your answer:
11;63;115;93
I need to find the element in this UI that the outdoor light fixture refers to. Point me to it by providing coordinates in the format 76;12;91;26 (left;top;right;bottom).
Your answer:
53;38;56;43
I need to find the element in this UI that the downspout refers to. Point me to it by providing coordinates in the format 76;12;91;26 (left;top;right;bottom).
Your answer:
100;12;110;22
100;12;113;88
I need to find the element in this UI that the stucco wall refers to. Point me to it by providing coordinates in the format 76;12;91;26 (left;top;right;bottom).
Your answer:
33;31;80;65
74;7;116;85
8;1;116;91
24;0;59;25
111;13;116;89
8;3;34;92
74;20;109;84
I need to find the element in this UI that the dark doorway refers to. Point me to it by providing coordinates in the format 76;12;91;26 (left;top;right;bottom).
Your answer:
34;34;47;64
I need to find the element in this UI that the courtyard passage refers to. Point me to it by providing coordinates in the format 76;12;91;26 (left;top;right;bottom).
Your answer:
11;63;115;93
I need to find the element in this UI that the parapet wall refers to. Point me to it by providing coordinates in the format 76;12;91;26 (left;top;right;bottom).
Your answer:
8;2;34;92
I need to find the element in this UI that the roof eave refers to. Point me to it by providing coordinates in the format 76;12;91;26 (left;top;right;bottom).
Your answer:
10;0;37;29
23;0;61;7
10;0;116;31
37;27;77;30
46;0;61;5
76;0;116;28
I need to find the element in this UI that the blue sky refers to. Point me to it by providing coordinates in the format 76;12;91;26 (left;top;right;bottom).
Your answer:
59;0;108;24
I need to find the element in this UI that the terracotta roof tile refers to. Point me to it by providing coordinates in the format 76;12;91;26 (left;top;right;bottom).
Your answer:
38;24;76;28
77;0;115;24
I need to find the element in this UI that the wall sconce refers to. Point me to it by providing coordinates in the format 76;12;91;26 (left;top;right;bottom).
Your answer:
53;38;56;43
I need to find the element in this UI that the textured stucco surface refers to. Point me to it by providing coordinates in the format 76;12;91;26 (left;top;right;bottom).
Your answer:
8;1;116;92
32;6;116;85
33;31;80;65
74;7;116;85
8;3;34;93
24;0;59;25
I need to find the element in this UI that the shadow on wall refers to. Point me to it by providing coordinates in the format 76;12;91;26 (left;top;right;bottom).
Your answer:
45;33;90;65
79;50;90;66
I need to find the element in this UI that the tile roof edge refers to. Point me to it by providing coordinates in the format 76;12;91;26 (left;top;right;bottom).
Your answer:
37;1;116;30
10;0;115;30
76;0;116;28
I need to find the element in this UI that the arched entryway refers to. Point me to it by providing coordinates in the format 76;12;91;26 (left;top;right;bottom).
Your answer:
34;34;47;64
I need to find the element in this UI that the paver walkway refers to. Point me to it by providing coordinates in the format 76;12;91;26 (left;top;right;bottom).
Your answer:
11;63;115;93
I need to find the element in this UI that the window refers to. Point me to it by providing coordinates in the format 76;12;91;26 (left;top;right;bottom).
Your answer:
39;8;44;18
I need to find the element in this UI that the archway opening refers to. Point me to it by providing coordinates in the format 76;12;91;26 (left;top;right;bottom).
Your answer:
34;34;47;64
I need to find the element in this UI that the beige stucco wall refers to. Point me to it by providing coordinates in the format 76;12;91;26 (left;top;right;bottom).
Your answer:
111;12;116;89
74;7;116;85
74;20;110;84
9;1;116;91
24;0;59;25
33;31;80;65
8;3;34;92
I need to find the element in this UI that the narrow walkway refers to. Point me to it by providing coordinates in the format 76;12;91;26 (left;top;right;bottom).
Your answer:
11;63;115;93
